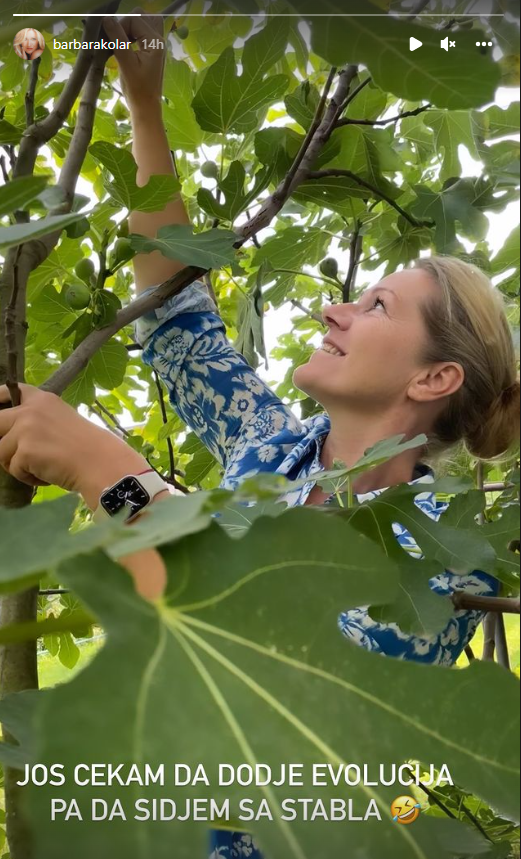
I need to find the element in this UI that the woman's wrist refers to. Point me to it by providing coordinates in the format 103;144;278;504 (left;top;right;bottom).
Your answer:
74;435;153;512
128;96;163;123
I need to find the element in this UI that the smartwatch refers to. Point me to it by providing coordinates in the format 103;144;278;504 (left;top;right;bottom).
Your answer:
93;469;169;523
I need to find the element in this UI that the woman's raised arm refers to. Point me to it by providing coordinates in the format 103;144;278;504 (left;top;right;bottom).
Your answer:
104;13;190;292
105;12;305;474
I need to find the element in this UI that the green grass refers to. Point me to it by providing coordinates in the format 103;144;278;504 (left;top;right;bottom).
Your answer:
38;638;103;687
457;615;520;670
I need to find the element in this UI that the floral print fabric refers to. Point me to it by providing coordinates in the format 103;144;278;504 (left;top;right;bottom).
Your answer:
135;281;498;859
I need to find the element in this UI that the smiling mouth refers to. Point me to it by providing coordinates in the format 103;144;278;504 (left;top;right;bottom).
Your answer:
320;343;345;357
398;808;416;820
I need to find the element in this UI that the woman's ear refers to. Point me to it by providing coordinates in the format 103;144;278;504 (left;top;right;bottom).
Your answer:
410;362;465;403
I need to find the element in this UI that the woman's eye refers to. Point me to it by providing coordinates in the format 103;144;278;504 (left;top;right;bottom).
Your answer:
368;296;386;311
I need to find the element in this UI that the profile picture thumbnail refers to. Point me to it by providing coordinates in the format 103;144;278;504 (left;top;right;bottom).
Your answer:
13;28;46;61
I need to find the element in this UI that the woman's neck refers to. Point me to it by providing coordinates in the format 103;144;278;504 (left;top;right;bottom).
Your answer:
320;411;424;495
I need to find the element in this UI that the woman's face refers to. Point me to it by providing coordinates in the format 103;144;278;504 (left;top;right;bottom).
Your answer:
23;31;38;52
293;268;440;413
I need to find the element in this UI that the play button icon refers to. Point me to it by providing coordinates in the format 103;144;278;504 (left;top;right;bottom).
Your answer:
410;36;423;51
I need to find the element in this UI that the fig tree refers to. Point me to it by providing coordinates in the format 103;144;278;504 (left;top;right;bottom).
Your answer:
64;282;91;311
319;257;339;280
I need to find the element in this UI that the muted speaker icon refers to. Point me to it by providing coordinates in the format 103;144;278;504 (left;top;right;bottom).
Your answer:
440;36;456;51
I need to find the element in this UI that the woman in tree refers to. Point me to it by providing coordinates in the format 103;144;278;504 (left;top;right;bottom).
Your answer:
0;14;519;859
13;28;45;60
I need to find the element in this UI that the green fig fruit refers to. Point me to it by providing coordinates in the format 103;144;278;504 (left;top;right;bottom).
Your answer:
117;219;129;238
64;282;91;311
176;24;189;39
74;258;96;284
319;257;339;279
113;101;129;121
200;161;219;179
112;237;134;266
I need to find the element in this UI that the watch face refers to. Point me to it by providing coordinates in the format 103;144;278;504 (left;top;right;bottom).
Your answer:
100;477;151;518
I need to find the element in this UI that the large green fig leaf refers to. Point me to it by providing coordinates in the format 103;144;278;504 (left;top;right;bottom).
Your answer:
89;142;181;213
0;176;49;216
128;225;238;269
162;59;204;152
297;4;500;110
198;161;274;223
0;213;86;250
192;19;290;133
17;515;519;859
0;493;220;590
424;111;481;182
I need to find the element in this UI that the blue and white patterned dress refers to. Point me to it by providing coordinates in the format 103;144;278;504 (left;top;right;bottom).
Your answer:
136;281;499;859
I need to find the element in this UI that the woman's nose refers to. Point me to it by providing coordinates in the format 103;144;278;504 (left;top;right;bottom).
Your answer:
321;302;355;329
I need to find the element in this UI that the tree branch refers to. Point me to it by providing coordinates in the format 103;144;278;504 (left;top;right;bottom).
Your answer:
41;266;206;394
452;594;520;615
336;75;372;118
152;370;188;493
3;247;23;407
336;103;432;128
0;11;119;859
241;65;359;239
343;221;363;303
405;765;492;843
42;67;363;395
306;168;429;228
464;644;475;662
275;65;337;204
494;614;511;670
92;399;133;438
24;58;41;128
291;299;324;325
12;16;105;180
54;54;108;210
0;155;10;184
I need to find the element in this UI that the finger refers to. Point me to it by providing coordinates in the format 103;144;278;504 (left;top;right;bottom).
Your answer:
0;384;14;405
7;452;40;487
0;383;33;405
0;407;18;438
103;16;137;60
128;11;164;49
132;6;164;33
0;428;17;470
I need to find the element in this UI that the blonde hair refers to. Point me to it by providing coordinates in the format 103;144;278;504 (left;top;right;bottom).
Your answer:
414;255;520;465
13;28;45;59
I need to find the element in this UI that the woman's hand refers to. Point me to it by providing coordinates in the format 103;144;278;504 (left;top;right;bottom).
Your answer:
103;10;167;108
0;384;148;505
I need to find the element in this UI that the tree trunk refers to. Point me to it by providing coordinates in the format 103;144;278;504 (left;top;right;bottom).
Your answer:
0;239;41;859
0;474;37;859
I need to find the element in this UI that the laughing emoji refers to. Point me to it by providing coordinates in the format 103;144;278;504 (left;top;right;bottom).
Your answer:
391;795;421;824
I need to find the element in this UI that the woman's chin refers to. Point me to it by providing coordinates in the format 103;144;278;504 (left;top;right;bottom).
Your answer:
293;363;322;399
